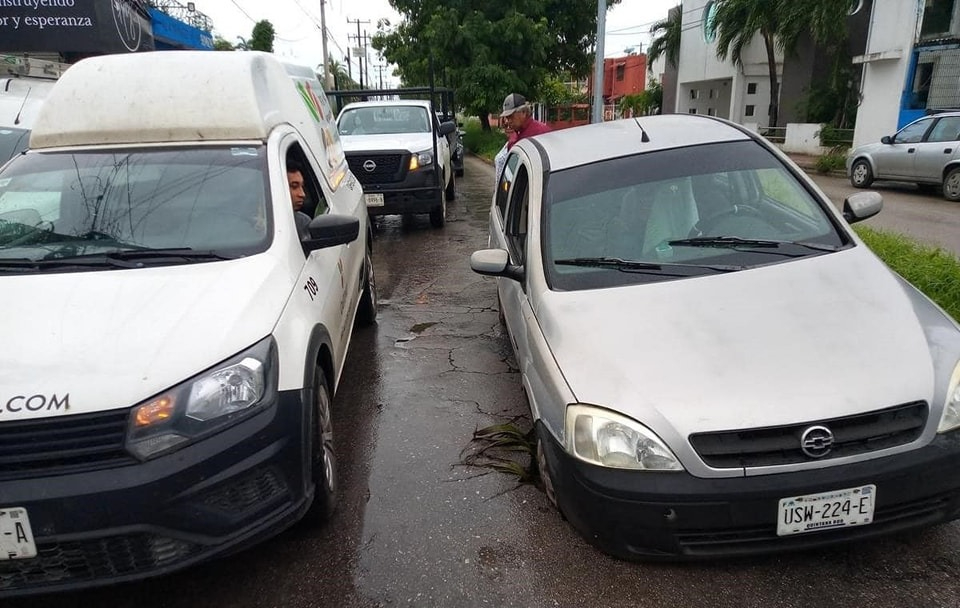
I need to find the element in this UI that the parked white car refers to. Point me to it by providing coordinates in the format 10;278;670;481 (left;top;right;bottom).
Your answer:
472;115;960;559
847;111;960;201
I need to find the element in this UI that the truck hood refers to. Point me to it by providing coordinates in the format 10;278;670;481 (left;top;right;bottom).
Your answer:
0;256;293;421
538;248;937;441
340;133;435;154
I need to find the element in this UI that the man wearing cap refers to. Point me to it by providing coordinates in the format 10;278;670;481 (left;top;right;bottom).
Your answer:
501;93;550;150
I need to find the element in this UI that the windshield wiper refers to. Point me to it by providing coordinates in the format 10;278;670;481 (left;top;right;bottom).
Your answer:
668;236;839;254
97;248;238;261
554;257;743;273
24;248;238;269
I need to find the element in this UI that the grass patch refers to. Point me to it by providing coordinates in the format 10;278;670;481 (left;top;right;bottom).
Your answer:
460;422;538;483
855;225;960;322
462;117;507;161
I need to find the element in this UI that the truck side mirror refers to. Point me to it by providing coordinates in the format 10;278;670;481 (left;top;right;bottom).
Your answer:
439;121;456;136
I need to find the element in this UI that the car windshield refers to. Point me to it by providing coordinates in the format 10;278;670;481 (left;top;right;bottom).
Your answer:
0;146;271;269
543;140;850;290
0;127;31;166
338;105;431;135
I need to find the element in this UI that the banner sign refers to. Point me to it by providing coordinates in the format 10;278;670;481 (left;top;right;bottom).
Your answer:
0;0;155;53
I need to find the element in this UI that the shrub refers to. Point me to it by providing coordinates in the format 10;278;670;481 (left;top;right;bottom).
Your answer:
462;117;507;161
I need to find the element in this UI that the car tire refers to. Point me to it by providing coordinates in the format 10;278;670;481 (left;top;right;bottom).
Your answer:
356;244;377;326
445;172;456;201
455;167;464;177
536;426;559;510
850;159;874;188
430;197;446;228
303;365;337;525
943;166;960;201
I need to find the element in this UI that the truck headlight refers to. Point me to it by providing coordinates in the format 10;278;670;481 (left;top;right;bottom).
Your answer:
937;360;960;433
409;149;434;171
565;404;684;471
126;336;278;460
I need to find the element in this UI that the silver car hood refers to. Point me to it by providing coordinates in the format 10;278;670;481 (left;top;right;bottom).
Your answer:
538;247;934;438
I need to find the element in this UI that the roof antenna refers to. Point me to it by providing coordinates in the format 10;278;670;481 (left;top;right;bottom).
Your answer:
634;118;650;142
14;85;31;126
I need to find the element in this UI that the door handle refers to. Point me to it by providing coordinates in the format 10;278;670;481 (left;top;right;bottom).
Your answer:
908;148;916;153
945;148;953;154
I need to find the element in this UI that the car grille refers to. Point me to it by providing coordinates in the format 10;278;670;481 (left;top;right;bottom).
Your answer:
689;401;928;468
0;410;136;481
346;153;405;184
0;533;200;594
673;489;958;557
199;467;288;517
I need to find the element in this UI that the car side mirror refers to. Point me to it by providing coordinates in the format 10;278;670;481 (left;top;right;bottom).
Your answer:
470;248;524;282
302;213;360;253
439;121;456;137
842;191;883;224
880;135;892;144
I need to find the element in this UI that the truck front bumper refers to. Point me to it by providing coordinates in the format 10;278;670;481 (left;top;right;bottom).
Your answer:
0;390;310;598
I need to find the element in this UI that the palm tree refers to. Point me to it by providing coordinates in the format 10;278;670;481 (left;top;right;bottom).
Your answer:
712;0;856;128
647;5;682;71
711;0;782;126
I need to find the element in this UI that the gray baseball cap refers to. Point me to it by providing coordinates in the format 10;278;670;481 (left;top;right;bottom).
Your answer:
501;93;528;116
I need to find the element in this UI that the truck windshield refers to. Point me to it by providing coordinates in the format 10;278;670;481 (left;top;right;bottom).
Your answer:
0;146;271;263
338;105;431;136
0;127;30;166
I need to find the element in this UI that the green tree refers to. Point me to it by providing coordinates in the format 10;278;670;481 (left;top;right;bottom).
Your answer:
373;0;621;130
647;5;681;70
711;0;857;127
618;78;662;117
249;20;275;53
213;37;234;51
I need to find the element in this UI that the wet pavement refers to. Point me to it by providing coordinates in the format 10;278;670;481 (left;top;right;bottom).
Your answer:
10;155;960;608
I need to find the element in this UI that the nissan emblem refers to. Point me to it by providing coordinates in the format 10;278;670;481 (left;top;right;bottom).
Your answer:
362;160;377;172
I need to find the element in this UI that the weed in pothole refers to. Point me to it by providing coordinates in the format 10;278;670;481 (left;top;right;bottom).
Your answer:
460;422;539;484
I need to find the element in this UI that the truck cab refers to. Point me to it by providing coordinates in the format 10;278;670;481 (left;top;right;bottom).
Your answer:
337;99;457;227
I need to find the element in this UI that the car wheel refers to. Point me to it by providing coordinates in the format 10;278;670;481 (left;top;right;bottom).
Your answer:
536;427;559;510
445;172;456;201
943;167;960;201
430;197;446;228
356;244;377;326
497;291;506;327
850;159;874;188
303;365;337;524
455;167;464;178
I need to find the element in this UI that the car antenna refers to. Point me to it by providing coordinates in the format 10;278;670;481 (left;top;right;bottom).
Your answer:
14;85;32;126
634;118;650;142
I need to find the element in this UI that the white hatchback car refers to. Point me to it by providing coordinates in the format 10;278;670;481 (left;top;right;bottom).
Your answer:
846;111;960;200
471;116;960;559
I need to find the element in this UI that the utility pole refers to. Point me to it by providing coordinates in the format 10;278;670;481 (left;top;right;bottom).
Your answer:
591;0;606;124
319;0;332;90
363;32;371;92
347;18;370;88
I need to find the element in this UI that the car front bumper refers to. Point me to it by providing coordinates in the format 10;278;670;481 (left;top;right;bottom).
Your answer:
539;421;960;559
0;390;309;598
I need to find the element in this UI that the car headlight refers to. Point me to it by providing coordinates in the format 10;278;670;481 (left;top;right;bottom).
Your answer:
409;149;434;171
937;360;960;433
126;336;278;460
565;404;684;470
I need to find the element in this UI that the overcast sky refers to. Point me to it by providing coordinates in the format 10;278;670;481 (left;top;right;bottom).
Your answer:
191;0;679;86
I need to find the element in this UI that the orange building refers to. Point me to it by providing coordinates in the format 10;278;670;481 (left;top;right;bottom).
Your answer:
589;54;647;103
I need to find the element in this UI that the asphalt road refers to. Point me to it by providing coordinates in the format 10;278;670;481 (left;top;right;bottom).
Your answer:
9;155;960;608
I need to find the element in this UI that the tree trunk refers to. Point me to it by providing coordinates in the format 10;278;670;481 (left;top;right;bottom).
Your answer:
479;113;491;131
763;32;780;128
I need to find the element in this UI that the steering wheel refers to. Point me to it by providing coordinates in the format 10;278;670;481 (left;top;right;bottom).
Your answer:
689;204;763;237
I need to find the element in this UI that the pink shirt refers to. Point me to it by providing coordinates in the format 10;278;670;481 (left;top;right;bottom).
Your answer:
507;117;551;149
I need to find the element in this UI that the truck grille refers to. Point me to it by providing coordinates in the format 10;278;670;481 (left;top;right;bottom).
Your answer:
689;401;927;468
0;533;200;594
346;153;406;184
0;410;135;481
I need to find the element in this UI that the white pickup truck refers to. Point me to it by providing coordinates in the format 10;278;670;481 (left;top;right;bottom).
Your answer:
337;99;457;227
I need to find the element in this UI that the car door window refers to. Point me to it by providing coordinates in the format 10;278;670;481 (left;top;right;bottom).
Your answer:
504;164;530;265
895;118;933;144
496;153;521;219
927;116;960;143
